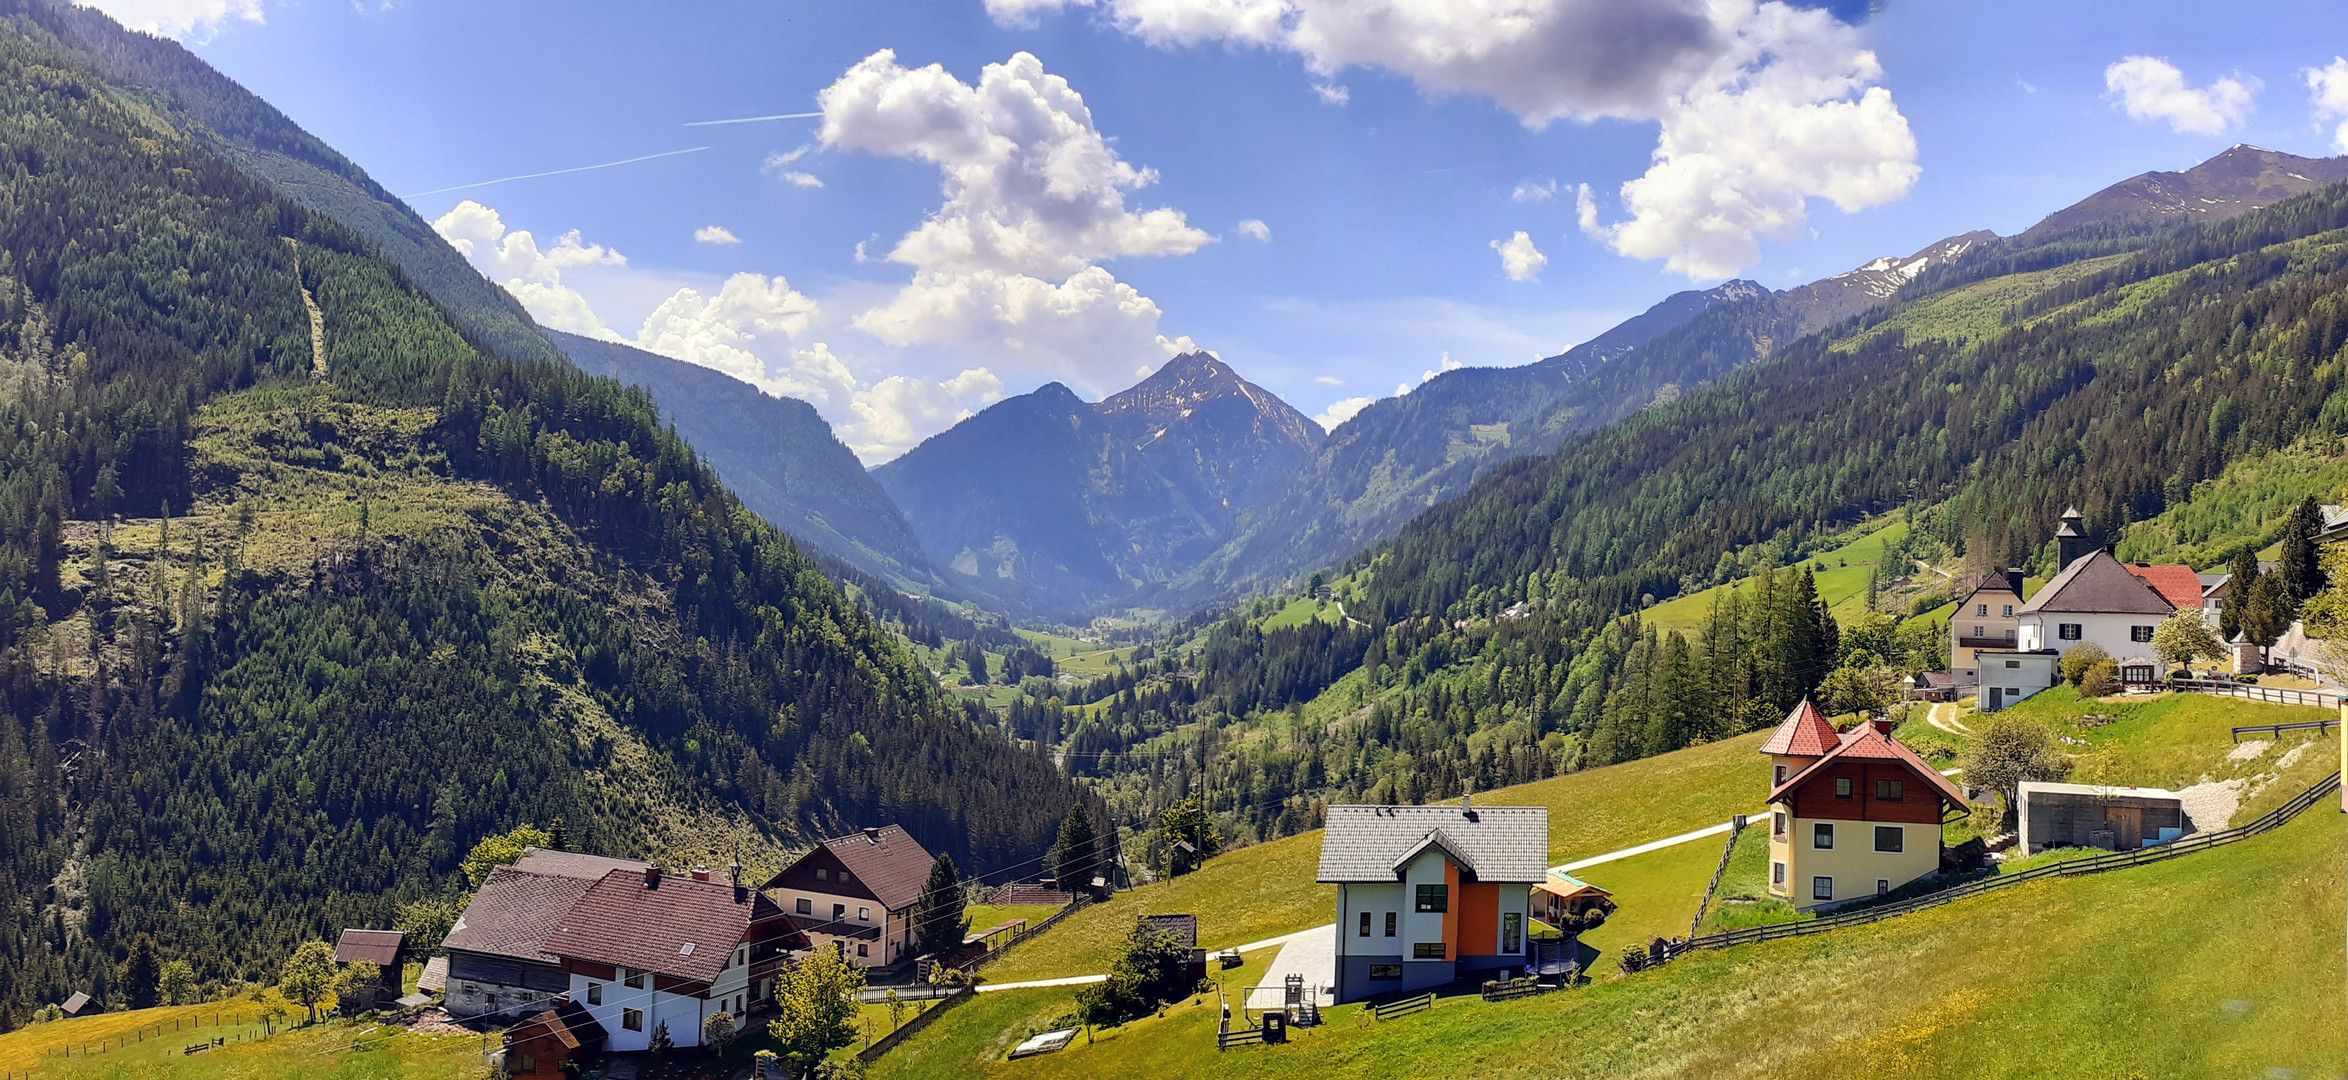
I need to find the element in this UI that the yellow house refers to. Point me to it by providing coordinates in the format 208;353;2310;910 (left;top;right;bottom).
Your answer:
1761;700;1969;910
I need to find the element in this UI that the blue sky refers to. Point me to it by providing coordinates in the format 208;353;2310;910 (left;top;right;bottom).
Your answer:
88;0;2348;460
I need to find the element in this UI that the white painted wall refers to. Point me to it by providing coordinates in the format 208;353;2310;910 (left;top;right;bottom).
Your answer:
2018;612;2163;663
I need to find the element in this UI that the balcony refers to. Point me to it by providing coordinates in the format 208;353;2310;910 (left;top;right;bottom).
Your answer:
1955;635;2018;650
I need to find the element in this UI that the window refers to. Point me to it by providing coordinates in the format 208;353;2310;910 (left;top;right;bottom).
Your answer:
1413;942;1447;960
1876;779;1904;801
1812;877;1834;901
624;970;648;990
815;868;828;881
2058;623;2083;640
796;898;811;915
1774;764;1788;785
2003;604;2015;617
1976;603;1988;617
1875;826;1904;853
622;1008;644;1032
1771;861;1786;885
858;906;871;922
1502;913;1523;954
2004;660;2020;669
839;872;853;884
1813;823;1835;850
1876;879;1892;897
1772;811;1786;838
586;984;602;1006
832;903;846;920
2007;687;2022;699
856;943;869;958
1973;625;1985;638
1415;883;1449;913
1834;777;1853;798
519;1056;535;1075
1385;912;1397;937
1369;964;1403;980
2131;625;2155;643
1359;912;1371;937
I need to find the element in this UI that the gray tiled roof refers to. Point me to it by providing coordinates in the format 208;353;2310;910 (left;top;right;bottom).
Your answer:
1316;804;1549;884
2018;551;2173;615
443;867;601;963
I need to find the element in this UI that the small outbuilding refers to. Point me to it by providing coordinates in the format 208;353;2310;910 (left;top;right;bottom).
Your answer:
2017;781;2192;853
59;991;90;1017
334;929;405;1013
1138;914;1208;986
503;999;607;1079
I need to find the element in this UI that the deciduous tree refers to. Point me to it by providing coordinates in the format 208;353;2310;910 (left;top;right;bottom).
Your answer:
768;946;864;1079
277;941;337;1024
2150;611;2225;672
1959;714;2071;830
460;824;554;888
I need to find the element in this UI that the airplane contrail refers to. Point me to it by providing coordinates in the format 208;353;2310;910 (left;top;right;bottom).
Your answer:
682;111;823;127
401;146;711;198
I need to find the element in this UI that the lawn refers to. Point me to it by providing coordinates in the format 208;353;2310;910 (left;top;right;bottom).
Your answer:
873;794;2345;1080
1570;835;1734;961
977;730;1774;985
0;1004;480;1080
1259;597;1344;632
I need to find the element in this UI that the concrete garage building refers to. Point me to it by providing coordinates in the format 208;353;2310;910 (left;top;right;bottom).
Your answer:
2017;782;2192;853
1318;799;1545;1004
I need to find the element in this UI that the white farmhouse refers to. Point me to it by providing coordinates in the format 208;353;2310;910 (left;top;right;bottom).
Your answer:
2015;549;2175;680
542;866;800;1051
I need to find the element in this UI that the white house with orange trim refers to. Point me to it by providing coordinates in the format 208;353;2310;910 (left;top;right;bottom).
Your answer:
1318;798;1546;1003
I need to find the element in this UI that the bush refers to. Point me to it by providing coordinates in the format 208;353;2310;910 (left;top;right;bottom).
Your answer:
2079;659;2122;697
2060;643;2111;687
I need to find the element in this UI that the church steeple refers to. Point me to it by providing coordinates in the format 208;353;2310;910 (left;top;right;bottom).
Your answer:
2054;506;2092;569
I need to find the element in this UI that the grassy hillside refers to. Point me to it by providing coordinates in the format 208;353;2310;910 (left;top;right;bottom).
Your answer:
882;692;2346;1079
878;798;2342;1080
0;1004;477;1080
978;730;1773;984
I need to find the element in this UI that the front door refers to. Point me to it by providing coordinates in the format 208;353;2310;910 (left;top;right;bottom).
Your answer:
1987;687;2003;710
2108;807;2143;849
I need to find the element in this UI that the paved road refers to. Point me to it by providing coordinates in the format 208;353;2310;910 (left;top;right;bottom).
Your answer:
1552;813;1768;875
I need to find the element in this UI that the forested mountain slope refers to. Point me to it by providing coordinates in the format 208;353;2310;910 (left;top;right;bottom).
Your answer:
550;330;943;590
1360;180;2348;625
0;13;1073;1028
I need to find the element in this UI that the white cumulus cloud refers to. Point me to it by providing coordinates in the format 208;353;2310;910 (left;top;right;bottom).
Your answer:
1312;81;1350;105
1314;374;1343;386
816;48;1212;393
2306;57;2348;152
1007;0;1918;281
2105;56;2258;136
779;172;824;188
1313;395;1374;432
1237;218;1272;241
1422;351;1463;383
78;0;263;39
432;200;627;339
435;201;998;462
694;225;743;245
1491;231;1547;281
1512;178;1559;203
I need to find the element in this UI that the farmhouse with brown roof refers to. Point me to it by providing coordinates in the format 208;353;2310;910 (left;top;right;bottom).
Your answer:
543;866;801;1052
759;825;938;969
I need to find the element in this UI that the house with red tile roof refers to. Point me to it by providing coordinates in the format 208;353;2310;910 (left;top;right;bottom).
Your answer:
1763;701;1967;910
543;866;802;1052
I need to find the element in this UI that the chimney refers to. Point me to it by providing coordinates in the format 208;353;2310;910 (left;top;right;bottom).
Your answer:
1461;793;1472;813
2054;507;2092;569
691;864;710;883
863;827;880;844
642;865;660;889
1870;717;1898;738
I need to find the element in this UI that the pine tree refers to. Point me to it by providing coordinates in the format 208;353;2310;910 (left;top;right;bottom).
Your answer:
914;854;968;959
2222;550;2260;643
120;934;160;1010
1050;802;1098;894
2280;495;2326;601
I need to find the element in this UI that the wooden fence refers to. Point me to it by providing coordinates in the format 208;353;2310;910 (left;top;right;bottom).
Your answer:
954;896;1091;975
854;986;975;1065
30;1009;268;1065
1637;771;2342;968
2174;678;2343;710
1370;993;1434;1021
1216;1018;1266;1050
2229;717;2341;743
